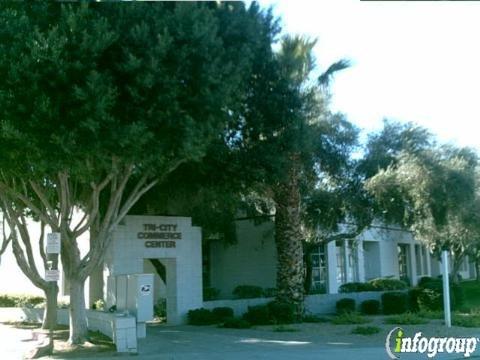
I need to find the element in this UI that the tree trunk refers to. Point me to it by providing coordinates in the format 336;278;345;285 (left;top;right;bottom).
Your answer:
303;242;315;294
42;283;58;330
451;256;463;284
68;277;88;344
273;177;305;318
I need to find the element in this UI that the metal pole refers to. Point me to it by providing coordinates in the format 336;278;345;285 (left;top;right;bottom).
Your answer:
442;250;451;327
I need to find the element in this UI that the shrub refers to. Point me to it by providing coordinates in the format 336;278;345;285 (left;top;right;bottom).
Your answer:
339;282;375;293
0;295;16;307
154;298;166;318
416;309;444;319
415;277;464;311
203;287;220;301
243;304;271;325
385;312;429;325
336;298;356;314
92;299;105;311
16;295;45;308
212;307;234;322
368;278;408;291
417;288;442;311
187;308;215;325
382;292;408;315
221;317;251;329
407;287;423;312
331;312;370;325
267;301;295;324
417;276;435;288
360;299;380;315
351;325;380;335
0;295;45;308
233;285;264;299
452;314;480;328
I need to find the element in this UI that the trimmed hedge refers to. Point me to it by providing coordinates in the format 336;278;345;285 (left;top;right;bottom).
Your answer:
187;308;216;325
368;278;407;291
360;299;380;315
188;307;236;325
267;301;295;324
242;301;296;325
339;278;407;293
336;298;356;314
221;317;251;329
407;287;423;312
382;291;408;315
233;285;264;299
339;282;374;293
243;304;271;325
212;307;234;322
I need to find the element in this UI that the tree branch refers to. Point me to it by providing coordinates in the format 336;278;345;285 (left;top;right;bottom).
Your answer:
29;180;58;227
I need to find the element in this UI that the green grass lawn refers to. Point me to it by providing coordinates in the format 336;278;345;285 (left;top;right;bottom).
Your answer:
460;280;480;311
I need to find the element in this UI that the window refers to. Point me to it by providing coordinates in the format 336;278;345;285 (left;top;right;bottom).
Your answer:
415;245;422;275
336;243;346;284
311;244;327;291
348;241;358;282
398;244;409;281
421;246;428;275
202;243;211;288
415;245;429;276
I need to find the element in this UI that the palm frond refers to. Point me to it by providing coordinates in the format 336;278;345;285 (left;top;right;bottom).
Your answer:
318;59;351;87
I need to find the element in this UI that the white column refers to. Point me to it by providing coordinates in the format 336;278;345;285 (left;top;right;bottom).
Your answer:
343;240;349;283
327;241;338;294
426;247;432;276
356;240;365;282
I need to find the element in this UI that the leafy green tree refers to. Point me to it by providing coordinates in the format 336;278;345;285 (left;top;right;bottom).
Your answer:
366;141;479;282
0;2;272;343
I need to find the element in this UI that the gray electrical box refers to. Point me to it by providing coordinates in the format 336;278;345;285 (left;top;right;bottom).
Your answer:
126;273;154;322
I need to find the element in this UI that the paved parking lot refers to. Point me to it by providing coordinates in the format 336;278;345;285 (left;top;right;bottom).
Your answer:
3;323;478;359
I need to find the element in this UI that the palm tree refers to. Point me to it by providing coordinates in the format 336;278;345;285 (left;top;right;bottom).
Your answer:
269;36;350;316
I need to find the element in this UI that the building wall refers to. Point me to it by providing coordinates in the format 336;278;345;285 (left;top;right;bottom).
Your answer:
209;219;277;299
104;215;203;325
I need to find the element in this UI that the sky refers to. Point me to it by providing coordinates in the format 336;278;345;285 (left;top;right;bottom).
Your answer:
258;0;480;150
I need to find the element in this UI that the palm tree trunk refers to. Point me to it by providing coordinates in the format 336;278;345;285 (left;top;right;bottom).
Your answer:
273;170;305;318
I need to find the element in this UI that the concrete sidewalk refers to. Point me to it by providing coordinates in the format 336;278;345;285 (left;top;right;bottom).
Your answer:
0;323;41;360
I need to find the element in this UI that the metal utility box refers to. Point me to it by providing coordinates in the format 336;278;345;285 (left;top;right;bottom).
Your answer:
126;273;154;322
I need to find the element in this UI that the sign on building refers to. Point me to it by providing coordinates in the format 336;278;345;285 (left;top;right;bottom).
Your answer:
46;233;61;254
